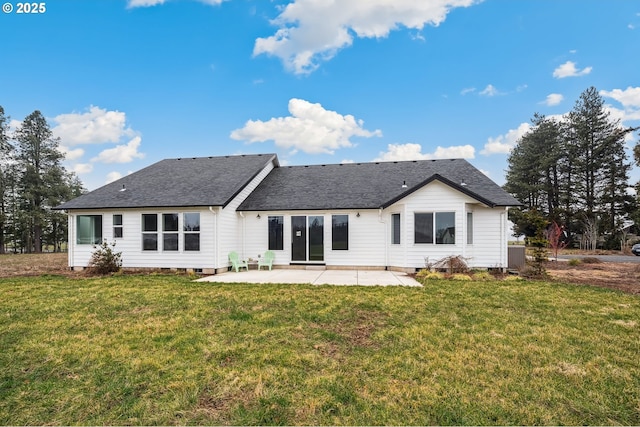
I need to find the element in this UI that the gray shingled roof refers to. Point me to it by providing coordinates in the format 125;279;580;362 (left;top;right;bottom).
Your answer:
55;154;278;210
238;158;521;211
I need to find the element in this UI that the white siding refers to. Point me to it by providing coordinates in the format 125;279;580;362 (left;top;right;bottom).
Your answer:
238;181;509;270
216;161;276;267
466;206;508;268
241;210;386;267
68;208;216;270
383;180;508;270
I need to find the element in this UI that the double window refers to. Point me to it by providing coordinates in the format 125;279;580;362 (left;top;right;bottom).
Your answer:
142;214;158;250
415;212;455;244
163;214;179;251
142;213;200;251
183;213;200;251
113;214;123;238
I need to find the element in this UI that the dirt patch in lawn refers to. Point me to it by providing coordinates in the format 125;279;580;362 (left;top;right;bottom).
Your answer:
0;253;80;278
546;261;640;295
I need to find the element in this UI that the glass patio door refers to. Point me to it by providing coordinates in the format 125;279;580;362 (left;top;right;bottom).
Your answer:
291;215;324;262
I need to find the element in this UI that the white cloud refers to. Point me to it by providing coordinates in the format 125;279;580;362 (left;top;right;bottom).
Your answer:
600;86;640;108
73;163;93;175
127;0;165;6
601;86;640;123
374;143;475;161
552;61;592;78
544;93;564;106
91;137;145;164
59;145;85;161
52;106;137;146
479;84;500;97
460;87;476;95
127;0;224;8
105;171;123;184
254;0;480;74
341;159;355;164
481;122;532;155
230;98;382;154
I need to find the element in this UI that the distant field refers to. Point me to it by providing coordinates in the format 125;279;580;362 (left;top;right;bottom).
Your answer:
0;271;638;425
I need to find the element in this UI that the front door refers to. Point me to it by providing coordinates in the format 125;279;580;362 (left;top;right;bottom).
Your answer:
291;215;324;262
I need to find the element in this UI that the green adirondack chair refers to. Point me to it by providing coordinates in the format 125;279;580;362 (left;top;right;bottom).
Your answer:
258;250;275;270
228;251;248;272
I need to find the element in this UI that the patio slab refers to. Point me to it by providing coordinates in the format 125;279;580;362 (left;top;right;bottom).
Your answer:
196;269;421;287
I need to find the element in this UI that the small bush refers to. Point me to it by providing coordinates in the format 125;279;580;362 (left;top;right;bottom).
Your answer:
581;257;602;264
503;275;523;281
471;271;494;281
450;273;472;281
519;264;548;280
87;240;122;275
567;258;582;266
417;270;445;281
431;255;470;274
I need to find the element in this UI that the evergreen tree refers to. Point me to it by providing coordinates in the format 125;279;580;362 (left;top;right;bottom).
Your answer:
0;106;12;254
14;110;65;253
566;87;633;238
505;87;634;249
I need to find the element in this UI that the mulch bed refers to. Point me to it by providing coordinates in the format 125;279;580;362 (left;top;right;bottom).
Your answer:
546;261;640;295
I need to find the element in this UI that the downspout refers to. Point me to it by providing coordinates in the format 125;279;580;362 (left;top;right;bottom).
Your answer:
378;208;387;269
209;207;217;273
239;211;245;260
500;210;506;271
67;212;74;270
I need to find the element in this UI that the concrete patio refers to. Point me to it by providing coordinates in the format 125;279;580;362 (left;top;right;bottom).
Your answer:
196;268;422;287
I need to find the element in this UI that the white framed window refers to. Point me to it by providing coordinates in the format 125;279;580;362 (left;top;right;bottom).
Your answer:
183;213;200;251
113;214;123;239
142;214;158;251
391;213;401;245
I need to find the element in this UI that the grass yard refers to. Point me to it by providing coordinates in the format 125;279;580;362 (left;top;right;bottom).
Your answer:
0;272;639;425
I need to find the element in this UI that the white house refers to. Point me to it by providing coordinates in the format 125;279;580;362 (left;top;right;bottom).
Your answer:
55;153;521;273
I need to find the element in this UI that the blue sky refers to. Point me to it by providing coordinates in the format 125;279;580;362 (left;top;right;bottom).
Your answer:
1;0;639;190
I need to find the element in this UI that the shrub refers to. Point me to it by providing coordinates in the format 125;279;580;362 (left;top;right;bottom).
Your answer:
567;258;582;266
417;270;445;281
471;271;495;281
87;240;122;275
450;273;472;281
431;255;470;274
581;257;602;264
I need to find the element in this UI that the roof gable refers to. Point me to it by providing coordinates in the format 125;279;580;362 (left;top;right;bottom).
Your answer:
56;154;278;210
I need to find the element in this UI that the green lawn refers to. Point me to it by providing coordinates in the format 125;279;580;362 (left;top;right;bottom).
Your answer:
1;274;639;425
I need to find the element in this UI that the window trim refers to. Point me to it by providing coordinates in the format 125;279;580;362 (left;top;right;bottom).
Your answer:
268;215;284;251
391;213;401;245
113;214;123;239
77;215;102;245
183;212;200;252
142;213;158;251
162;213;179;251
414;211;456;245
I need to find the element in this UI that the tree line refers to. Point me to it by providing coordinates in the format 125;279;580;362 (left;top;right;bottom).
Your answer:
0;106;85;254
505;87;640;250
